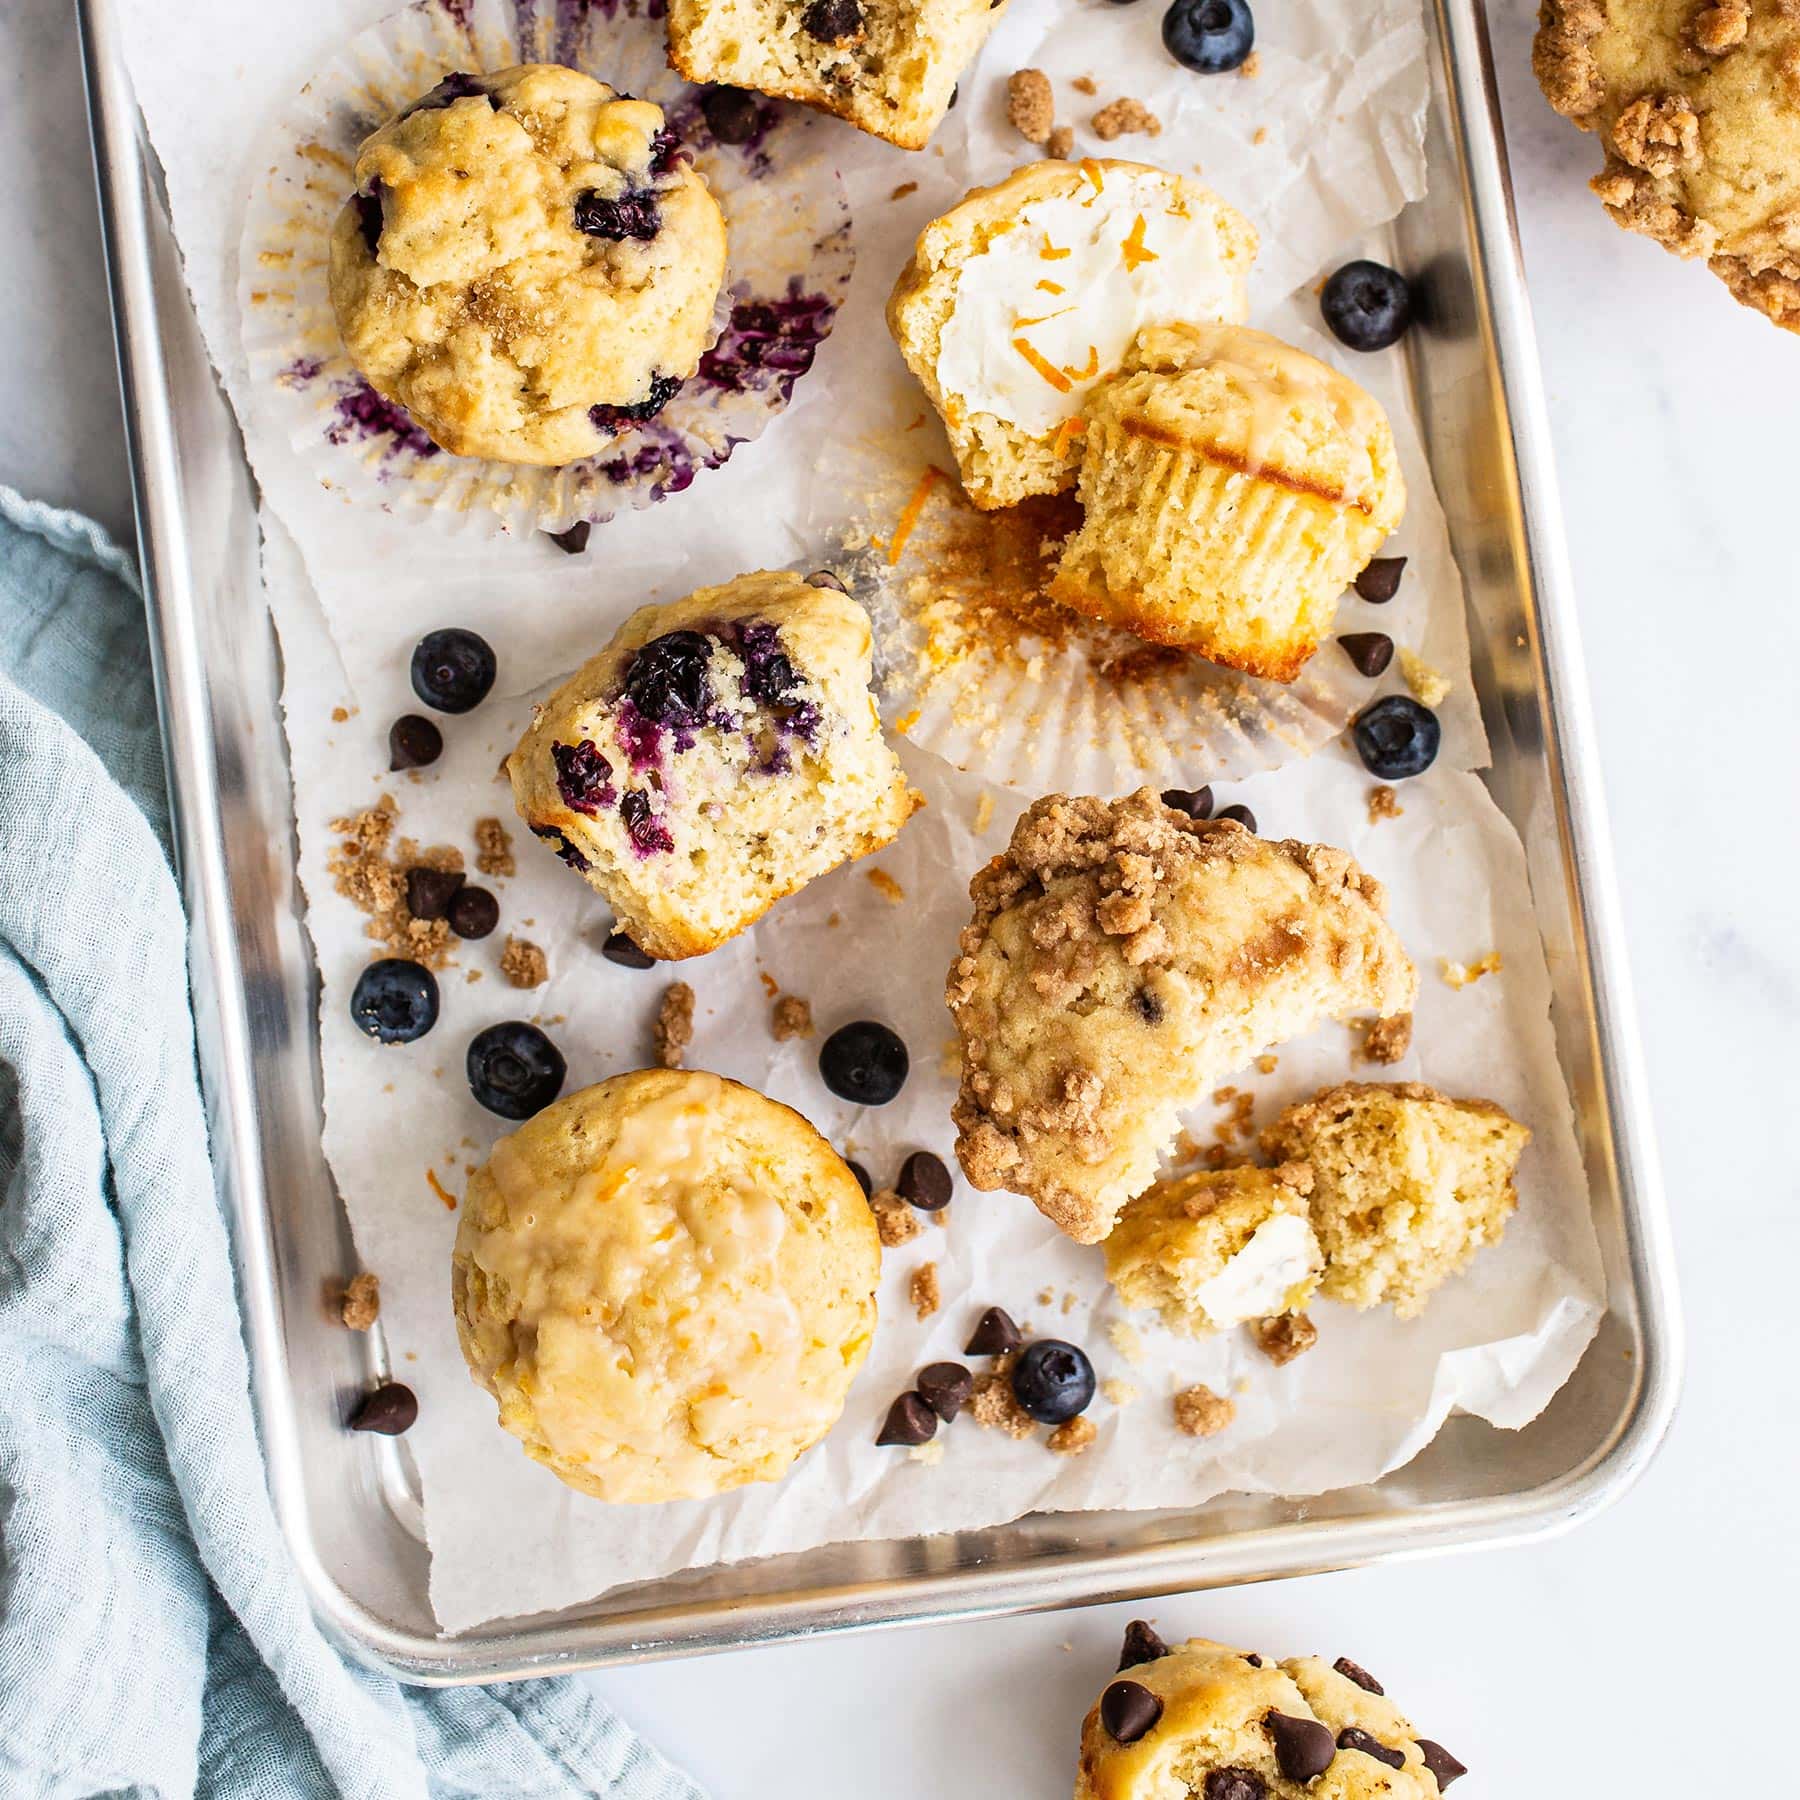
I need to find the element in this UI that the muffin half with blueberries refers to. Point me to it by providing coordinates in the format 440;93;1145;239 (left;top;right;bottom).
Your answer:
509;570;922;959
328;64;728;465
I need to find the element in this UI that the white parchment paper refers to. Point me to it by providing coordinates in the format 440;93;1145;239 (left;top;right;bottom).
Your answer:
118;0;1605;1634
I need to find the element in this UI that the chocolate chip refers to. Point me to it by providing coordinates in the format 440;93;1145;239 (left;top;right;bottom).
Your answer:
1336;1727;1405;1770
1100;1680;1163;1745
1265;1711;1337;1782
1161;785;1213;819
1214;804;1257;833
701;85;760;145
844;1158;872;1197
404;866;465;921
1203;1773;1265;1800
916;1361;973;1422
447;886;499;940
896;1149;952;1210
1355;556;1407;602
1338;631;1394;677
1116;1620;1172;1671
1242;1653;1263;1667
388;714;443;771
801;0;862;40
875;1391;936;1446
805;569;847;591
948;83;959;108
1131;987;1164;1025
348;1381;417;1435
964;1305;1023;1356
1332;1656;1384;1695
602;931;655;969
1417;1739;1467;1789
546;521;591;555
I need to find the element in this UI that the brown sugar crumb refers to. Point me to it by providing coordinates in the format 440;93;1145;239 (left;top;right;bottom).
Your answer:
1255;1054;1279;1075
890;180;918;200
771;994;814;1041
330;705;350;723
1367;784;1404;824
327;797;455;970
1440;952;1502;990
1007;67;1056;145
1213;1085;1239;1105
872;1189;923;1247
499;935;548;990
1047;124;1075;161
1252;1311;1318;1367
1091;97;1162;140
1239;49;1262;77
970;1355;1036;1438
339;1272;380;1330
654;981;695;1067
1048;1415;1097;1456
1173;1384;1236;1438
866;868;905;904
1360;1010;1413;1064
1071;74;1098;95
474;817;515;878
909;1261;941;1320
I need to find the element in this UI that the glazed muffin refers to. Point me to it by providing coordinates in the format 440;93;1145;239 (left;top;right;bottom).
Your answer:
1103;1164;1323;1335
947;791;1416;1244
1048;323;1406;681
1076;1627;1467;1798
509;571;921;960
1261;1081;1530;1318
452;1069;882;1503
1535;0;1800;333
668;0;1009;151
887;160;1257;509
328;65;728;464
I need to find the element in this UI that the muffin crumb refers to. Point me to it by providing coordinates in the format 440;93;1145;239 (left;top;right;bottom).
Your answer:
910;1261;942;1320
1252;1311;1318;1366
866;867;905;903
872;1188;923;1247
1440;952;1502;989
339;1272;381;1330
1367;784;1403;824
909;1439;946;1465
1173;1384;1236;1437
654;981;696;1067
1092;97;1162;140
1101;1377;1138;1407
1048;1415;1097;1455
1239;49;1263;77
1007;68;1056;144
891;180;919;200
772;994;814;1040
1399;649;1452;708
499;935;548;989
474;817;515;877
1108;1319;1146;1366
1255;1053;1279;1075
1360;1010;1413;1063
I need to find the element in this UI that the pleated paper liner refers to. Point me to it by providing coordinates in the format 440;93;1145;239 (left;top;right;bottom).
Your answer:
238;0;853;539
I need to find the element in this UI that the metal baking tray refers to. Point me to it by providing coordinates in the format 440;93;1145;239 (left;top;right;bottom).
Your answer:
80;0;1682;1683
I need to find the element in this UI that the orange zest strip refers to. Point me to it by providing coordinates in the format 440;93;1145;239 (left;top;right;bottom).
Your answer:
887;466;946;566
1080;158;1106;201
1120;213;1159;272
426;1169;458;1210
1013;305;1075;329
1050;417;1088;459
1061;345;1099;381
1012;338;1074;392
1035;279;1066;294
1040;238;1072;260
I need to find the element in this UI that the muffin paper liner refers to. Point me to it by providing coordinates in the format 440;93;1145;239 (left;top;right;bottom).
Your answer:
238;0;854;538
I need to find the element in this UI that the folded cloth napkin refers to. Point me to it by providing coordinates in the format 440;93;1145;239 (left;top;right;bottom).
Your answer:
0;487;705;1800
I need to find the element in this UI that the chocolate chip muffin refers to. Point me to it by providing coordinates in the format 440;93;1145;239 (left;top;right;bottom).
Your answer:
946;792;1416;1244
1534;0;1800;332
328;64;728;464
1077;1628;1466;1797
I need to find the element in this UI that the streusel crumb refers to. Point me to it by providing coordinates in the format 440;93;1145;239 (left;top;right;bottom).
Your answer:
1360;1009;1413;1063
1173;1384;1236;1437
1048;1415;1097;1455
1092;97;1162;140
654;981;695;1067
1072;74;1097;95
872;1189;923;1247
772;994;813;1040
1692;0;1748;52
970;1355;1036;1437
1007;68;1055;145
1252;1311;1318;1366
474;816;515;877
1367;785;1403;824
1047;124;1076;160
499;936;548;989
1239;50;1262;77
340;1272;381;1330
327;797;456;969
910;1261;941;1320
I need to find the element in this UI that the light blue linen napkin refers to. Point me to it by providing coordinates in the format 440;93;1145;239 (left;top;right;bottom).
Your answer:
0;485;705;1800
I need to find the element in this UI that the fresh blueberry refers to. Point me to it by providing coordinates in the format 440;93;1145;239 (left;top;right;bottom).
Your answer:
802;0;863;42
447;886;499;940
410;628;496;715
1162;0;1254;74
590;372;684;436
354;185;385;259
701;86;761;145
1321;260;1414;352
573;188;661;241
552;739;616;815
387;714;443;770
1010;1339;1096;1424
819;1020;909;1105
1352;694;1440;779
624;630;713;726
350;958;439;1044
467;1021;567;1120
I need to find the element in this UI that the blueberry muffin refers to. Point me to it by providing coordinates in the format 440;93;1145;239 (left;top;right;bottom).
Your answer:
1103;1164;1323;1335
1261;1081;1530;1318
328;65;728;464
1048;322;1406;681
508;571;921;959
887;160;1258;509
667;0;1010;151
947;792;1416;1244
1535;0;1800;332
452;1069;881;1503
1076;1628;1466;1797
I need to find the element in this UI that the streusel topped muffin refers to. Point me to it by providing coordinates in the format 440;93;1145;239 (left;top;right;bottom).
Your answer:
509;571;921;960
328;64;728;464
887;160;1258;509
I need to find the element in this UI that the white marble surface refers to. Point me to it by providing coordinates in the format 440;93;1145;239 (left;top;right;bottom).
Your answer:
11;0;1798;1790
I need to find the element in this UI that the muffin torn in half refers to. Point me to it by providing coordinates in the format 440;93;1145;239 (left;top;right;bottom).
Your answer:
509;571;921;959
946;791;1416;1244
1261;1080;1530;1317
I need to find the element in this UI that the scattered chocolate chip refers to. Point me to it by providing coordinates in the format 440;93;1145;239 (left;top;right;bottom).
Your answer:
601;930;656;969
1265;1711;1337;1782
1417;1739;1468;1789
1242;1653;1263;1667
805;569;847;591
1332;1656;1384;1695
701;85;760;145
802;0;862;40
845;1158;873;1197
404;866;465;921
1100;1680;1163;1745
948;83;959;108
388;714;443;771
1338;631;1394;677
875;1391;937;1446
916;1361;973;1422
1203;1773;1266;1800
447;886;499;940
348;1382;417;1435
964;1305;1023;1357
1161;785;1213;819
1117;1620;1172;1671
1336;1728;1405;1770
1355;556;1407;602
1214;804;1257;832
896;1149;953;1211
1131;986;1164;1025
546;520;591;555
